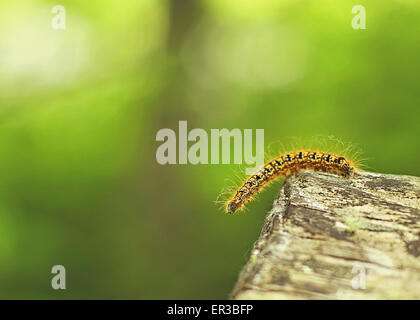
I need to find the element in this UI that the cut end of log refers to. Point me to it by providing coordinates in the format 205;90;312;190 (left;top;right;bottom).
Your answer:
231;171;420;300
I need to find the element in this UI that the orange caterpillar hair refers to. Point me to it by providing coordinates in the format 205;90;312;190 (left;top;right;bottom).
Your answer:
226;150;357;214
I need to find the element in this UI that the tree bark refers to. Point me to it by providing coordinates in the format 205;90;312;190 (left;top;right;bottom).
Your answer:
231;171;420;299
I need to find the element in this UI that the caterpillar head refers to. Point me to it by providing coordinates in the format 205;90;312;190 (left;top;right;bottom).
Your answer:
342;162;356;177
227;201;239;214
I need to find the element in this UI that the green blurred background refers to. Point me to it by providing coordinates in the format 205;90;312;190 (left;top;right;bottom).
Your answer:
0;0;419;299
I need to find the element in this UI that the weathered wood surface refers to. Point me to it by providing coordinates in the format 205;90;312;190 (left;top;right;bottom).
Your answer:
231;171;420;299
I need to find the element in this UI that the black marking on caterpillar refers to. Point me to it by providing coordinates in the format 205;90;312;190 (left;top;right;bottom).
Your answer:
226;151;357;214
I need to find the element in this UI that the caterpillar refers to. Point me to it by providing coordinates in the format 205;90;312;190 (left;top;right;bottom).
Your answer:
226;151;357;214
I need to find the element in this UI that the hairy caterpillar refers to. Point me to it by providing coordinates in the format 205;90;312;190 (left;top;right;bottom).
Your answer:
226;151;358;214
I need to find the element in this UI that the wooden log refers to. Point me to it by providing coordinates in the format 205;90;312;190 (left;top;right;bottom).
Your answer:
231;171;420;299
